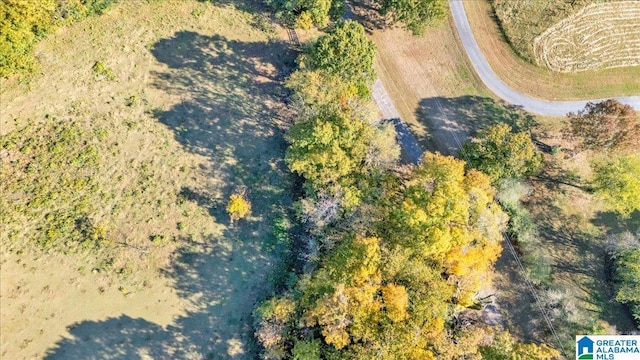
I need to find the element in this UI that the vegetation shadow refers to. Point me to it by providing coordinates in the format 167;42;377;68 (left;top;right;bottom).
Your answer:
45;232;276;359
592;210;640;235
45;27;296;360
415;95;536;154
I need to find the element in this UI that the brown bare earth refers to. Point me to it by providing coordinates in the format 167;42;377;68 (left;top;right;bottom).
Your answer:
1;1;295;359
464;0;640;100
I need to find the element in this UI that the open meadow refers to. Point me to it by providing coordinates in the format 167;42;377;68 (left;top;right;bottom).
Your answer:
1;0;296;358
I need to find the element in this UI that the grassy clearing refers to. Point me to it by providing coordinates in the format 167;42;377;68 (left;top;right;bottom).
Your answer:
464;0;640;100
490;0;597;63
534;2;640;72
1;0;295;358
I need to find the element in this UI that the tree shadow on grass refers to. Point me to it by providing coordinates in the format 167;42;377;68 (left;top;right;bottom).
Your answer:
150;30;295;213
415;95;537;154
45;28;296;360
592;210;640;235
45;231;276;359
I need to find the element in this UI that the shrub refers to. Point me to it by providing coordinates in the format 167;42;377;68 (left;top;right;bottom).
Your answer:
227;193;251;223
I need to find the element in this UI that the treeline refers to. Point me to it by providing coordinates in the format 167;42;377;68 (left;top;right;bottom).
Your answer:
0;0;117;78
265;0;447;35
253;20;559;359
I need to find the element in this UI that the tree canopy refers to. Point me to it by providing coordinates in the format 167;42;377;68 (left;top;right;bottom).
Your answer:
565;99;640;153
591;155;640;218
377;0;447;35
0;0;117;77
285;109;373;190
459;124;543;183
264;0;343;29
300;21;376;91
256;153;514;359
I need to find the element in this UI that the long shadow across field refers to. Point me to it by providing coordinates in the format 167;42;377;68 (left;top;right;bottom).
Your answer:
45;29;295;360
415;95;536;154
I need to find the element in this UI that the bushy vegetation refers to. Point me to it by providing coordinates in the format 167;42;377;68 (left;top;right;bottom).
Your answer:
591;155;640;218
607;231;640;324
1;118;107;250
496;179;551;285
227;193;252;223
460;124;543;183
254;19;558;359
264;0;344;29
378;0;447;35
0;0;117;78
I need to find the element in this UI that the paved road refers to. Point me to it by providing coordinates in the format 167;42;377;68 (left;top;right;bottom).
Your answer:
450;0;640;116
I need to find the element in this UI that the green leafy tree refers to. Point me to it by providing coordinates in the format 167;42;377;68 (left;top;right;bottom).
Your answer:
285;110;373;190
459;124;543;183
566;99;640;153
265;0;343;29
591;155;640;218
0;0;117;77
378;0;447;35
301;21;376;90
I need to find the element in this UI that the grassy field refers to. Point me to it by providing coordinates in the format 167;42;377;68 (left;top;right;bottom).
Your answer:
490;0;597;63
0;0;295;358
367;1;639;354
465;0;640;100
533;2;640;72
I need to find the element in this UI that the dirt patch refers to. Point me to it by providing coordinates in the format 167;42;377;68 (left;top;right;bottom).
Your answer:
1;0;295;358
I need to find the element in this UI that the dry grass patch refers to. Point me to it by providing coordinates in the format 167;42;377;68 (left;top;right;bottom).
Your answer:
491;0;597;63
465;0;640;100
534;1;640;72
1;0;295;358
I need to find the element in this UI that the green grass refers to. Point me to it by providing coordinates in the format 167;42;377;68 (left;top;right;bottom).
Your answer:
1;0;296;358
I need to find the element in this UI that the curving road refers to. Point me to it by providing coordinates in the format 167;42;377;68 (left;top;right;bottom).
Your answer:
450;0;640;116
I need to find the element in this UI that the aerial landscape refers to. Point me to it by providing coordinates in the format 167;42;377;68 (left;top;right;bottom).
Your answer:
0;0;638;359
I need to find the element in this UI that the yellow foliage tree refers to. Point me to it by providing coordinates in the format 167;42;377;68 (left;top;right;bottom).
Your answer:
381;284;409;322
227;193;251;223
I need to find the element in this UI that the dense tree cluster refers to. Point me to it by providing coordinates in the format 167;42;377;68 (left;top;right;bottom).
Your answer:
285;21;397;208
264;0;447;34
255;19;559;359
